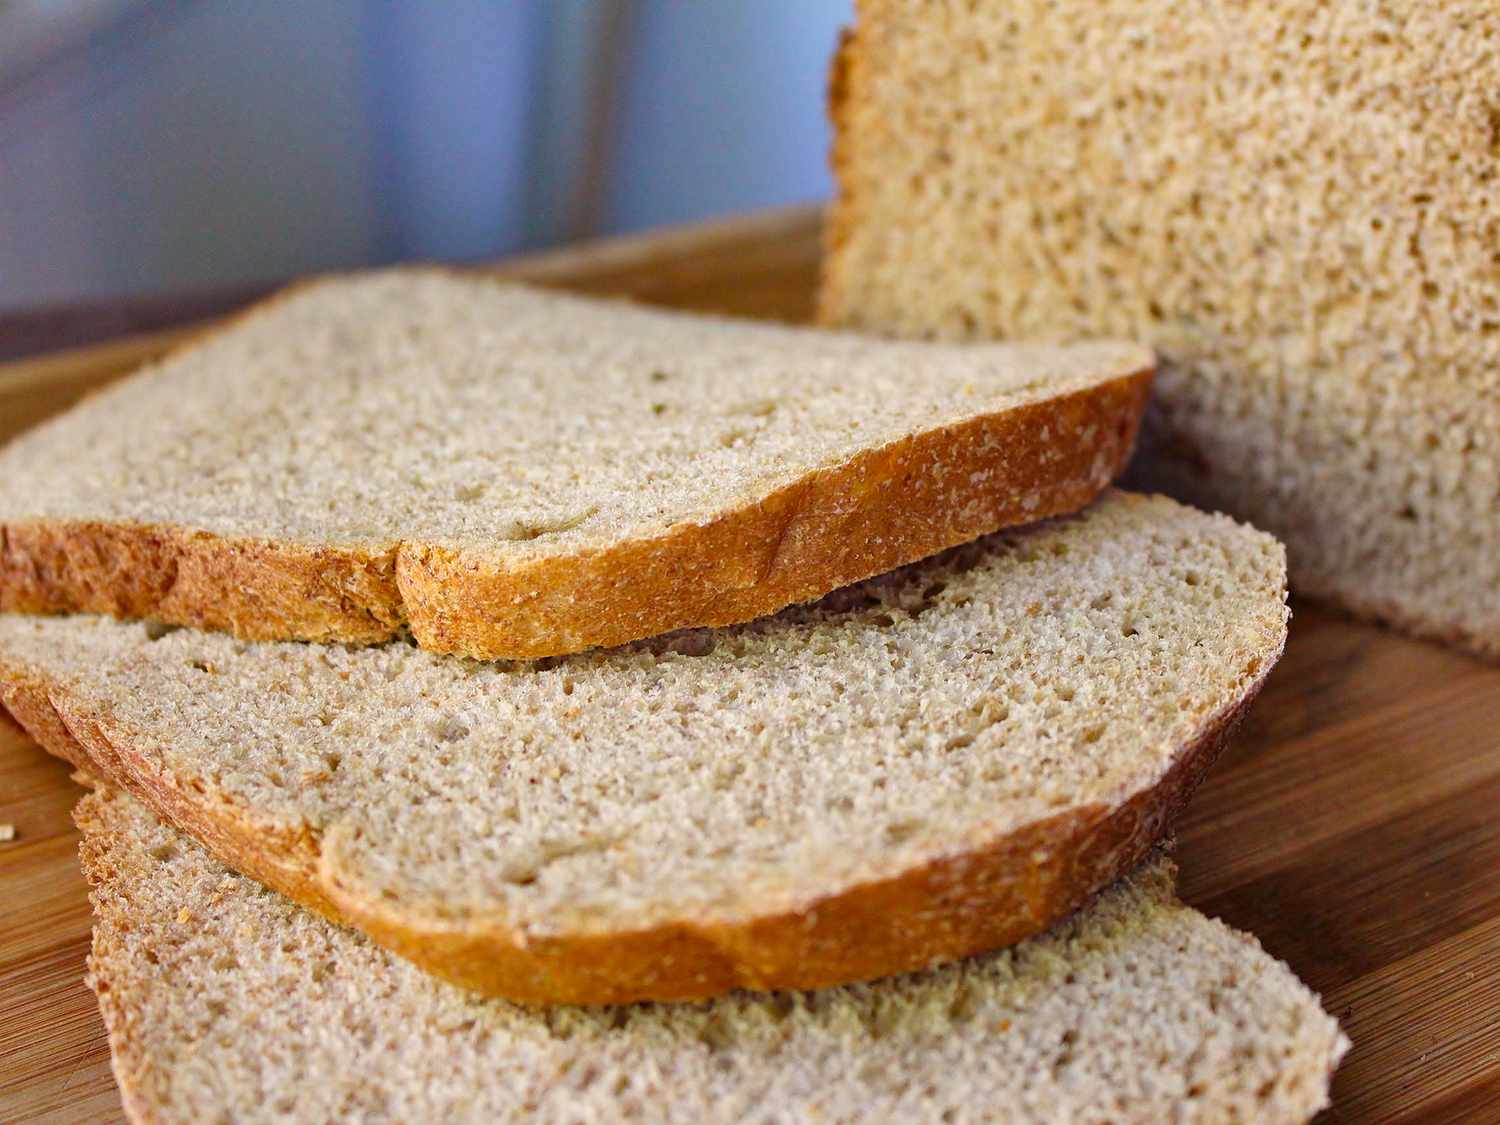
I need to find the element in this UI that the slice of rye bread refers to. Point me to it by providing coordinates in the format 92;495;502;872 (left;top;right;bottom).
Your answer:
78;787;1347;1124
0;494;1288;1006
0;268;1152;660
820;0;1500;661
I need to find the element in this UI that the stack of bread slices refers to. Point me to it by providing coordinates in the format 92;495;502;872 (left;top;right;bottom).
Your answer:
0;270;1346;1122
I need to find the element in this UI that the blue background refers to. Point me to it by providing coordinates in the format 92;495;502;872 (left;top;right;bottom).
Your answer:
0;1;851;307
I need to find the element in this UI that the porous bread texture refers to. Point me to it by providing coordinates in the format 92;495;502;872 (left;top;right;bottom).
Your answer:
80;788;1348;1125
0;493;1289;1005
821;0;1500;660
0;268;1153;659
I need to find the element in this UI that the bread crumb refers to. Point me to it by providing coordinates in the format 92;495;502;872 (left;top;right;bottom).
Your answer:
822;0;1500;658
0;823;15;842
177;907;195;924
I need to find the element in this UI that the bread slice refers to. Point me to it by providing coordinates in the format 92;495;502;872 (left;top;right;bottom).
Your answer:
78;787;1347;1124
820;0;1500;660
0;492;1288;1005
0;269;1152;659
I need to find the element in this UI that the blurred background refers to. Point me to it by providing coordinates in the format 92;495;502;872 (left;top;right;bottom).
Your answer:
0;0;849;311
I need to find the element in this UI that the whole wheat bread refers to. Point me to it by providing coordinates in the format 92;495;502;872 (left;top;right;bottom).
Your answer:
79;787;1346;1124
0;269;1151;659
820;0;1500;660
0;493;1288;1005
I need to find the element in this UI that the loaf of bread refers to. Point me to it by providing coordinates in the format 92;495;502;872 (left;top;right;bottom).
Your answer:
0;492;1288;1005
821;0;1500;659
78;786;1346;1123
0;269;1152;659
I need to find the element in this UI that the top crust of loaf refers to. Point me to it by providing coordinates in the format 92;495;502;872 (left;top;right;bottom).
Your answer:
0;493;1288;1005
79;787;1347;1124
0;270;1152;658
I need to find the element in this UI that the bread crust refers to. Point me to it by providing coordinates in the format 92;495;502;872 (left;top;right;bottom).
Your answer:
2;645;1270;1006
817;22;864;328
0;369;1151;659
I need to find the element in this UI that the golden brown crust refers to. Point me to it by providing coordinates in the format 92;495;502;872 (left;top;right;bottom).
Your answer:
0;523;403;644
402;371;1151;657
816;20;864;327
2;644;1265;1007
0;369;1152;660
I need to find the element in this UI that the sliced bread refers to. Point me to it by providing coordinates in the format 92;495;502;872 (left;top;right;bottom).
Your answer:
0;269;1152;659
79;787;1347;1124
820;0;1500;659
0;493;1288;1005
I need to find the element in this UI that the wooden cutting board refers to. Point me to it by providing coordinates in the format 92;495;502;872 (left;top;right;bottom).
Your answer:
1;208;1497;1124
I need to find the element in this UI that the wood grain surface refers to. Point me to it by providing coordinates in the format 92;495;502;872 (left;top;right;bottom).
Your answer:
2;207;1498;1124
